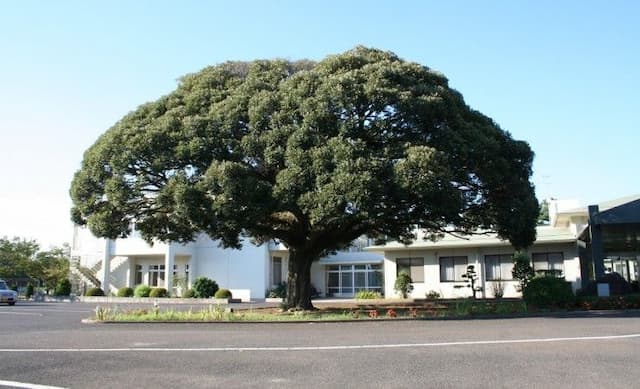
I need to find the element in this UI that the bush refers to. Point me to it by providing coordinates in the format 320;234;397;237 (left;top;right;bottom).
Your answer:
134;284;152;297
355;290;382;299
490;280;505;299
394;271;414;298
25;283;34;299
55;279;72;296
425;290;441;300
149;288;168;298
512;252;534;291
214;288;232;299
85;287;105;296
267;282;287;298
182;289;195;298
117;287;134;297
192;277;219;298
523;276;574;308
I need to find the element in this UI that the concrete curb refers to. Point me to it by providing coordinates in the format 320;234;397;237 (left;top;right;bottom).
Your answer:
80;309;640;325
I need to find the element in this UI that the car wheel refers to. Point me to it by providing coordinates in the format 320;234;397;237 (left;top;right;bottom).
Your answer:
8;302;15;306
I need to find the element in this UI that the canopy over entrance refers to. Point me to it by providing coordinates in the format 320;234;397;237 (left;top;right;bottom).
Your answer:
578;196;640;288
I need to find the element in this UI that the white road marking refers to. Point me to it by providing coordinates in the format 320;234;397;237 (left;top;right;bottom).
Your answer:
1;333;638;353
0;379;67;389
8;308;91;313
0;312;43;316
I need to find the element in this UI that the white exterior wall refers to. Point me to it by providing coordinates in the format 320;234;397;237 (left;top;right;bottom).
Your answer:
382;242;581;299
526;242;581;290
71;226;108;269
192;235;269;299
310;261;325;296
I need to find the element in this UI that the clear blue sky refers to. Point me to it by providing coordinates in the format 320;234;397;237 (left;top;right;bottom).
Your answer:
0;0;638;248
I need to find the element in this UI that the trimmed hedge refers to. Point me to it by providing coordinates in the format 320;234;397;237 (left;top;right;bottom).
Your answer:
523;276;574;308
117;287;134;297
149;288;168;298
182;289;195;298
193;277;219;298
577;294;640;310
214;288;232;298
134;284;152;297
85;287;105;296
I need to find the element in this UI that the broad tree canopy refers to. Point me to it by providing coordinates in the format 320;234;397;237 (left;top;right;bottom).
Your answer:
71;47;538;307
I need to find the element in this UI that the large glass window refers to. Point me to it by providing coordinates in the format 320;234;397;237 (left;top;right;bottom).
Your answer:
148;264;165;287
396;258;425;282
135;265;143;285
272;257;283;285
532;252;564;276
439;256;468;282
485;254;514;280
326;264;383;296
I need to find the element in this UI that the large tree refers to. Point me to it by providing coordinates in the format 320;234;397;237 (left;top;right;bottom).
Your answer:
70;47;538;309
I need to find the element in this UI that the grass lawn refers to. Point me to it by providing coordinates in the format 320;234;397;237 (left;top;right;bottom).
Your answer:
90;299;532;322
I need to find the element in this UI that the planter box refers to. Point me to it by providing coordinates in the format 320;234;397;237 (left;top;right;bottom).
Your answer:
211;298;242;304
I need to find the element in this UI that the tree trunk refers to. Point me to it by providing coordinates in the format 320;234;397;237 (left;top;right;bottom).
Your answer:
285;248;316;310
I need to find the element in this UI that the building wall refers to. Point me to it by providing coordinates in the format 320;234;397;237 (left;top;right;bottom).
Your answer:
382;242;580;299
192;235;269;299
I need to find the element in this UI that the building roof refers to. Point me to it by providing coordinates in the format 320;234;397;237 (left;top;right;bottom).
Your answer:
559;194;640;215
365;226;576;252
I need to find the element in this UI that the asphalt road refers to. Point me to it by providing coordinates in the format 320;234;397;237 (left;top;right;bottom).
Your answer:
1;302;639;388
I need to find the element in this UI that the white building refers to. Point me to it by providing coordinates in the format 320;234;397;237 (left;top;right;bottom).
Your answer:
71;195;640;300
71;228;385;300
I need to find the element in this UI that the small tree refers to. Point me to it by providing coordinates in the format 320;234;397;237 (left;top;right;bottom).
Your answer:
394;271;414;298
512;252;535;291
25;283;34;299
54;279;72;296
461;265;481;299
192;277;219;298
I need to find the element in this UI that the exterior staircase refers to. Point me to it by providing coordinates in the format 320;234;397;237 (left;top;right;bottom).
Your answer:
70;256;129;295
70;258;102;292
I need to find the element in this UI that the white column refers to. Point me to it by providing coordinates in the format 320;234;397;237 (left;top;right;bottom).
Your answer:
188;256;194;288
101;239;112;293
165;244;175;292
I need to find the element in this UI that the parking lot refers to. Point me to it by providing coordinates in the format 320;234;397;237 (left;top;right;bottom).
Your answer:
1;302;640;388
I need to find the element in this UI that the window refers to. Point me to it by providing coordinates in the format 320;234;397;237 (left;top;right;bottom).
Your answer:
532;252;564;276
484;254;514;280
272;257;282;285
135;265;143;285
396;258;424;283
148;264;165;287
439;256;468;282
326;264;383;296
185;264;189;284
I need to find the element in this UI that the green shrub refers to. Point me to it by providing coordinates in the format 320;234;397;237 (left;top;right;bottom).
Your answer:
355;290;382;299
134;284;152;297
394;271;413;298
523;276;574;308
192;277;219;298
149;288;168;298
512;252;535;291
85;287;105;296
182;289;195;298
425;290;441;300
117;287;134;297
267;282;287;298
214;288;232;299
55;279;72;296
25;283;34;299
